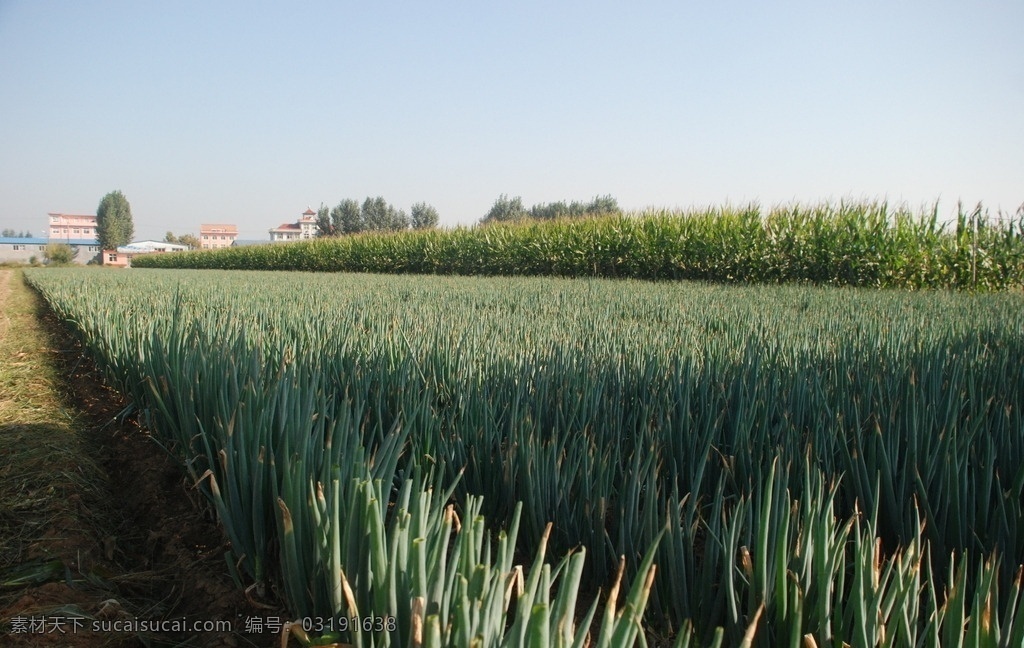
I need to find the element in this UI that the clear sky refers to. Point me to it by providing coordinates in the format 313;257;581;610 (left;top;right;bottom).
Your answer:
1;1;1021;241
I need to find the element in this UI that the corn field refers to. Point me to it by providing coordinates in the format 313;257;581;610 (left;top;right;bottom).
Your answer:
24;268;1024;647
131;202;1024;291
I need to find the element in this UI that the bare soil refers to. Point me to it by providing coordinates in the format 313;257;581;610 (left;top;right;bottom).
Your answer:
1;271;289;647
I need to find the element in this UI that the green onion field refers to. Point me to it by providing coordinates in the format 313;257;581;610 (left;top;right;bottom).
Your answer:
24;257;1024;646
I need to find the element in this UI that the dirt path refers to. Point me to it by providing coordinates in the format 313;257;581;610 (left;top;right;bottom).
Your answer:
0;270;12;344
1;271;285;647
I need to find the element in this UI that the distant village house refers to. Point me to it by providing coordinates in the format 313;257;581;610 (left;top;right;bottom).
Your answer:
0;237;53;264
200;224;239;249
269;207;317;242
48;212;98;240
102;240;190;267
1;212;102;265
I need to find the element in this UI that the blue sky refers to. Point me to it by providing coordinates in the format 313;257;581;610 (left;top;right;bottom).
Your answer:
1;1;1021;241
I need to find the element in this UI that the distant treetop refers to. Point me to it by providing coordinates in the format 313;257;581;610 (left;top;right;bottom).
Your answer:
480;194;620;224
315;197;439;237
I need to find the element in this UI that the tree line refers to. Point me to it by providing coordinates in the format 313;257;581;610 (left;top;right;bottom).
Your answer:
1;229;35;238
312;194;621;236
164;232;201;248
315;198;439;237
480;194;620;224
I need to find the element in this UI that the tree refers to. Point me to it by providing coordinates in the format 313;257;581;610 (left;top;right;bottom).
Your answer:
390;208;410;232
163;231;199;248
315;203;334;237
481;194;527;224
317;197;411;236
360;196;407;232
361;196;390;231
331;199;362;235
586;194;620;216
526;195;621;221
1;229;13;237
96;190;134;250
45;243;74;265
529;201;570;220
410;202;440;230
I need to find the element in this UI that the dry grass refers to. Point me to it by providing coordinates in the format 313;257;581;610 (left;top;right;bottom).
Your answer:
0;269;107;572
0;269;126;646
1;270;276;647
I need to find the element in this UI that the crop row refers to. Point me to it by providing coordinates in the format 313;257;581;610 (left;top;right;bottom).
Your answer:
132;202;1024;290
25;268;1024;646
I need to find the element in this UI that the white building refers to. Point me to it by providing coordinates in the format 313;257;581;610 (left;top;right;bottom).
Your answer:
119;240;190;253
103;240;190;267
269;207;318;242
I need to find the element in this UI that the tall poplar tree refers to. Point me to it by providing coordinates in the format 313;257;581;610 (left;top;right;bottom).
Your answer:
315;203;334;237
410;202;439;230
333;199;362;235
96;190;134;250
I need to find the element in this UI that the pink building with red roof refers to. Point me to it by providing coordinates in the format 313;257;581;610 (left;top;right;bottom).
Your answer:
269;207;318;242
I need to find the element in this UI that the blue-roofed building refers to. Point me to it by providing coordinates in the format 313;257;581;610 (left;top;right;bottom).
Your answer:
0;237;102;265
0;237;49;264
103;240;190;267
